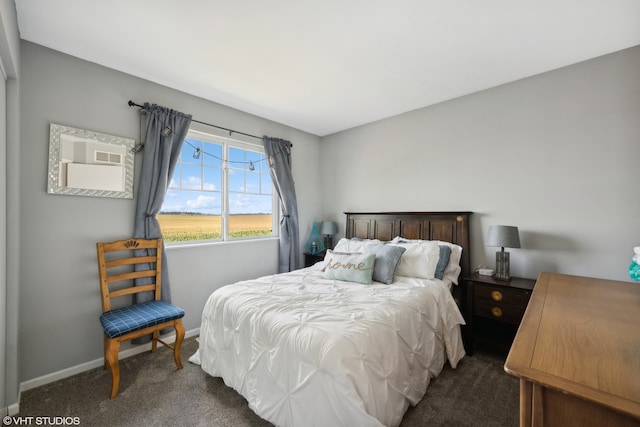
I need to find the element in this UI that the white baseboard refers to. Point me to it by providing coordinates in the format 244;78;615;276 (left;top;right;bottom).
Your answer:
7;402;19;417
17;327;200;405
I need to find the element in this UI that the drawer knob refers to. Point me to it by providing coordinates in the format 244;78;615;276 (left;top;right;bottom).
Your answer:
491;307;503;318
491;290;503;301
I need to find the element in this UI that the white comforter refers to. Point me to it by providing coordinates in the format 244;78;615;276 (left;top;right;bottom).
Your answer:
193;264;466;427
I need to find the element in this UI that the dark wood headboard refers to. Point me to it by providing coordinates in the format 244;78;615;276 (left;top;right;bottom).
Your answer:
344;212;472;281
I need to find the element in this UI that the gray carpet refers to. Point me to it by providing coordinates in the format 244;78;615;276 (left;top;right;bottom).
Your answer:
17;337;518;426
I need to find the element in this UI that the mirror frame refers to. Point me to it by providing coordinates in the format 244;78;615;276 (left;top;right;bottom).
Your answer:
47;123;136;199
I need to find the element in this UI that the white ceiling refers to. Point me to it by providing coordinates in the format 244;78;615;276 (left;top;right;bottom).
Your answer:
15;0;640;136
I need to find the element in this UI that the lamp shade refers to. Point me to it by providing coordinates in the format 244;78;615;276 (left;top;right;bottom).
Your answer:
487;225;521;249
320;221;337;236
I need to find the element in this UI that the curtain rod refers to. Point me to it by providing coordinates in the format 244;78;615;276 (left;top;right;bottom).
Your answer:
128;100;292;146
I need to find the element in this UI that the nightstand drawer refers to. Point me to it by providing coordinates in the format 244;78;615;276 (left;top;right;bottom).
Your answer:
474;284;529;308
473;300;525;324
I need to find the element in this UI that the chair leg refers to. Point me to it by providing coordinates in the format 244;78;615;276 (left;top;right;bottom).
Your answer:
173;319;185;370
151;330;159;352
105;338;121;399
103;335;108;369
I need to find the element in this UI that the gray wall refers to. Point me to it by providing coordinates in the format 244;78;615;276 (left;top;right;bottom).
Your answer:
321;46;640;282
19;41;322;382
0;0;20;413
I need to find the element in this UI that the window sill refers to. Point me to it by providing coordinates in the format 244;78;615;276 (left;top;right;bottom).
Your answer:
164;236;279;250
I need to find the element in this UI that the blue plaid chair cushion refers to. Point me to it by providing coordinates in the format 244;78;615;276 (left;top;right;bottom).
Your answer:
100;301;185;339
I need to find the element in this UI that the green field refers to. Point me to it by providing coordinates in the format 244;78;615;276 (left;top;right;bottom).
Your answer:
158;213;273;242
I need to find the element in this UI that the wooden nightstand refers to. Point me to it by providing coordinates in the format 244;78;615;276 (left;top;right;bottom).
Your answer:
464;272;535;355
303;252;325;267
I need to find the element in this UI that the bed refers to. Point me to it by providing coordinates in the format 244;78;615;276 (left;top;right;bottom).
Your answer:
191;212;472;427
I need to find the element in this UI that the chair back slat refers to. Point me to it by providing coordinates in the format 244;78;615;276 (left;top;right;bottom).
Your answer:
101;239;162;251
97;238;164;312
105;270;158;284
105;255;158;268
109;284;157;299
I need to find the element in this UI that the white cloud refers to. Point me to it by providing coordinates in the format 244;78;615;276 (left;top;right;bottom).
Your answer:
235;183;258;192
165;188;179;198
160;202;185;211
184;176;202;188
229;193;271;214
186;195;218;209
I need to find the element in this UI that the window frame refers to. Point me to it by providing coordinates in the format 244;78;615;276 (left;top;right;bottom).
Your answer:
161;129;279;245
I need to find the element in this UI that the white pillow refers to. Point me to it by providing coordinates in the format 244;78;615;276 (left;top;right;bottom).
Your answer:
388;240;440;279
390;236;463;284
333;238;382;253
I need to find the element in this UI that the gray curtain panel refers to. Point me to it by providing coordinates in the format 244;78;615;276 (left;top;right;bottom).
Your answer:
134;103;192;304
263;136;300;272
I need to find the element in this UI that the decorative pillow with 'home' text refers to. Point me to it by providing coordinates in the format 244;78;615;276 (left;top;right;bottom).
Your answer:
323;251;376;284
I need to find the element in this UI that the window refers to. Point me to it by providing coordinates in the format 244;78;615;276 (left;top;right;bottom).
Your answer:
158;130;277;243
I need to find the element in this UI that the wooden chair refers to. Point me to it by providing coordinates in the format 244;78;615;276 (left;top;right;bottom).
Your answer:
97;237;185;399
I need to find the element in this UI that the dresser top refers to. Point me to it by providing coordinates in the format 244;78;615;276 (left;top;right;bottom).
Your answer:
505;272;640;419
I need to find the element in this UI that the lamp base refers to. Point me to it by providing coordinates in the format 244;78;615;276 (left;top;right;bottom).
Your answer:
323;236;333;251
495;251;511;281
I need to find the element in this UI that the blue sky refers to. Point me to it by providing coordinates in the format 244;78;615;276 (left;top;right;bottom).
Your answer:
161;138;273;215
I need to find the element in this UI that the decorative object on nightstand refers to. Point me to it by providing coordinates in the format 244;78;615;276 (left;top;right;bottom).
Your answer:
320;221;337;250
464;272;535;355
486;225;520;281
304;221;325;255
629;246;640;282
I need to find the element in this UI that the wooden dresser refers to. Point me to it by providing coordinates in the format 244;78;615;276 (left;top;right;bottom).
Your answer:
505;272;640;426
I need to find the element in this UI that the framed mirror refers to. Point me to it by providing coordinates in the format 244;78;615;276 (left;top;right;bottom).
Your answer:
47;123;136;199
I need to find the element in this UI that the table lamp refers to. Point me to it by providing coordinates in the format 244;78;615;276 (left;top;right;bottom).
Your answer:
320;221;338;250
487;225;520;281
